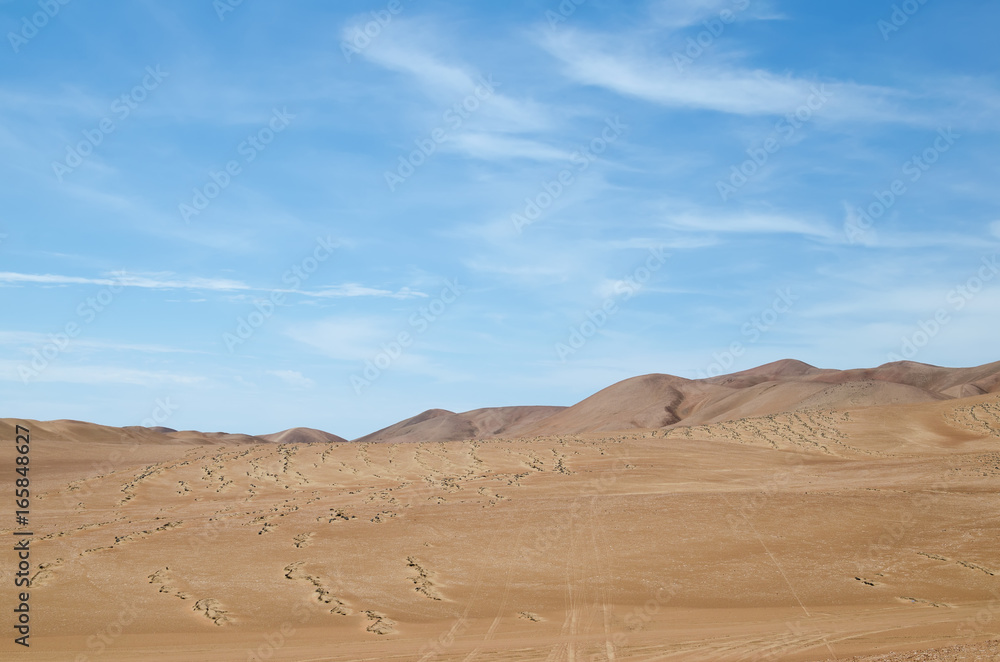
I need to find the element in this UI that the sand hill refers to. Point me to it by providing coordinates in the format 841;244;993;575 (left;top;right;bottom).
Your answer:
356;359;1000;443
352;405;566;444
260;427;349;444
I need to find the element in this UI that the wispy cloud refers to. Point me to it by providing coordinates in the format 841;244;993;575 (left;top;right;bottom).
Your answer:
606;236;719;250
0;271;426;299
538;29;902;121
447;133;568;161
0;271;249;290
664;212;836;238
648;0;783;28
306;284;427;299
350;17;555;157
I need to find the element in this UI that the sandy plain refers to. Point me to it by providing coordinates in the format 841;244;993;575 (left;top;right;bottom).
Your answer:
1;360;999;661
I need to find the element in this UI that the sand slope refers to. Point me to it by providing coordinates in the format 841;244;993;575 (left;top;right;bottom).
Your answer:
359;360;1000;444
260;427;348;444
352;405;566;443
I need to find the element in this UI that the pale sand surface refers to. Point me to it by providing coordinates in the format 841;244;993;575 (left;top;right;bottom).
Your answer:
1;388;998;660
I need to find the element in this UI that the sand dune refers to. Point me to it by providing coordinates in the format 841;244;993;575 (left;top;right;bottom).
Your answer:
16;360;998;448
359;360;1000;444
521;373;705;434
261;427;348;444
709;359;1000;395
352;405;566;443
2;359;998;660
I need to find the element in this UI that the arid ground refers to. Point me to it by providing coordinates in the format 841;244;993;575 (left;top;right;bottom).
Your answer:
2;360;999;661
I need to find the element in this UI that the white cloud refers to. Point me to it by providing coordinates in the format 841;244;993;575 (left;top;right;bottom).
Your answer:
350;18;552;136
649;0;743;28
305;284;427;299
0;271;426;299
353;24;474;95
649;0;784;28
840;204;1000;250
539;29;901;121
607;236;719;250
0;271;250;291
447;133;568;161
666;211;835;238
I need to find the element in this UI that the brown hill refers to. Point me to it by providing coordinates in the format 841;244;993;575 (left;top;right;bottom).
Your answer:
352;405;566;443
521;374;709;435
260;427;348;444
518;360;981;437
676;379;948;427
519;359;1000;437
0;419;347;448
339;359;1000;442
703;358;835;388
0;419;212;446
6;359;999;445
710;358;1000;394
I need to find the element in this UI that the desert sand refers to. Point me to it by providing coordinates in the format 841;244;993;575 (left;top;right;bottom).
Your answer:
1;359;999;661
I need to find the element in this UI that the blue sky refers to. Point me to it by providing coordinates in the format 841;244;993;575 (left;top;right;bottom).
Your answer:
2;0;998;438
